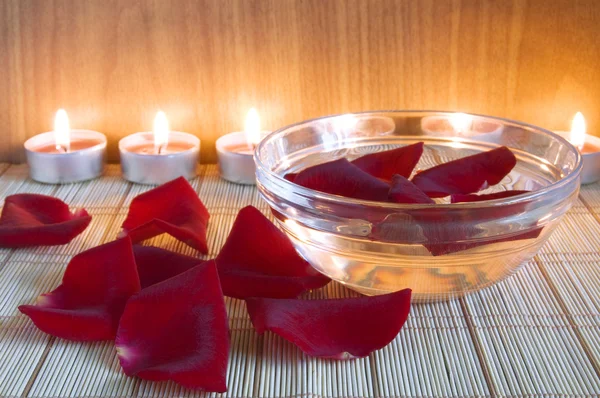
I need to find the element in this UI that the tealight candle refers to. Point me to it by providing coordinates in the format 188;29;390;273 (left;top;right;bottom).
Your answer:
24;109;107;184
421;113;503;141
119;111;200;185
554;112;600;185
216;108;270;185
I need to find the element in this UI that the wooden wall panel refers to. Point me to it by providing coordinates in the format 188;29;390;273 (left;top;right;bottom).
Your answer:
0;0;599;163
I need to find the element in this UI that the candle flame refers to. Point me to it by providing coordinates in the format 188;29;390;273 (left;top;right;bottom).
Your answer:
245;108;262;148
153;111;169;154
449;113;473;134
569;112;586;150
54;109;70;152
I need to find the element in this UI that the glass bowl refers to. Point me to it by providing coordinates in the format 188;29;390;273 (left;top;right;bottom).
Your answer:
254;111;582;301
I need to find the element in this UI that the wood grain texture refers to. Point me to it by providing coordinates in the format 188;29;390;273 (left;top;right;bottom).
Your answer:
0;0;599;163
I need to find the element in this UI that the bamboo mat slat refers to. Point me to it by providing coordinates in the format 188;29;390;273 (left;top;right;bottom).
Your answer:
0;164;599;398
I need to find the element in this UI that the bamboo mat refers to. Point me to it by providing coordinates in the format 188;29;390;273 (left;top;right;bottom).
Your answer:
0;164;599;398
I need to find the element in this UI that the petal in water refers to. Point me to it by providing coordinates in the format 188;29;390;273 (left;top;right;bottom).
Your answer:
388;175;435;204
412;147;517;198
293;158;391;202
352;142;424;181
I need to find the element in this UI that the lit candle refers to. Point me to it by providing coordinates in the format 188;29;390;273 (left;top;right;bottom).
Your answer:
421;112;503;141
555;112;600;184
216;108;270;185
119;111;200;185
24;109;106;184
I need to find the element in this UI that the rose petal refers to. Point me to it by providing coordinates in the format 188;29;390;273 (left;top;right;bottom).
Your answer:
0;194;91;248
133;245;204;289
427;189;541;255
284;173;297;182
423;227;543;256
121;177;210;253
116;260;228;392
388;175;435;204
246;288;412;359
420;190;541;255
372;188;542;256
216;206;330;299
450;190;530;203
352;142;424;181
412;146;517;198
293;158;390;201
19;238;140;341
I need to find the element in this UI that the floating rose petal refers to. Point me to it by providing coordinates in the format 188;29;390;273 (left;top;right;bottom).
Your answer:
121;177;210;253
388;175;435;204
423;227;543;256
216;206;330;299
19;238;140;341
116;260;228;392
372;188;542;256
293;158;390;201
246;288;412;359
133;245;204;289
0;194;91;248
284;173;297;182
412;147;517;198
450;190;530;203
352;142;424;181
425;189;542;255
422;189;541;255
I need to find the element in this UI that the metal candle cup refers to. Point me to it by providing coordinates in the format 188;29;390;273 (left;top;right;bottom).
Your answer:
24;110;106;184
119;131;200;185
216;131;258;185
216;108;269;185
554;112;600;185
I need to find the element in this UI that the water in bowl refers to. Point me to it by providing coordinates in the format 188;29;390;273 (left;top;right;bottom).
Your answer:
274;140;569;301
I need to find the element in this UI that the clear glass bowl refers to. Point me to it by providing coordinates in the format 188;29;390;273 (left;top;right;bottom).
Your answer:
255;111;582;301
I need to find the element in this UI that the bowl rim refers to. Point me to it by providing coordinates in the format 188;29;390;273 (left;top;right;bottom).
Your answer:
255;110;583;209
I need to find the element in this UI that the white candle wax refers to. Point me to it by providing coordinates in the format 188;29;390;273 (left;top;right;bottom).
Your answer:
119;131;200;185
216;131;260;185
24;130;106;184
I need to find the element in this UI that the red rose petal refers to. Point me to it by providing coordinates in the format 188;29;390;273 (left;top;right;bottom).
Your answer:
246;288;412;359
423;227;543;256
426;189;541;255
133;245;203;289
412;147;517;198
121;177;210;253
352;142;424;181
388;175;435;204
421;189;541;255
451;190;530;203
115;260;228;392
373;188;542;255
18;238;140;341
216;206;330;299
293;158;390;201
0;194;91;248
284;173;297;182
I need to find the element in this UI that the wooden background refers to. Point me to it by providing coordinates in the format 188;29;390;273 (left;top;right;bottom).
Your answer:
1;0;599;164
